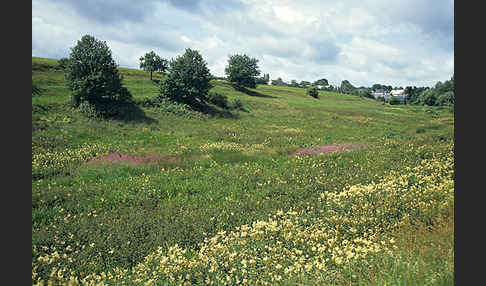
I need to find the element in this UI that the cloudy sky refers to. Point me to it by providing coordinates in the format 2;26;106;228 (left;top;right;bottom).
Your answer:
32;0;454;87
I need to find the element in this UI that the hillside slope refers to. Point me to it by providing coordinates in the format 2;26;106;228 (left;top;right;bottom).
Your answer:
32;57;454;285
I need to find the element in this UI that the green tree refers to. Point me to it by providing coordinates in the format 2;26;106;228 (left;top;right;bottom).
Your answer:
307;87;319;98
159;48;213;107
255;73;270;85
57;57;70;69
65;34;131;109
299;81;311;88
139;51;168;81
339;80;355;94
225;54;261;88
290;80;300;87
271;77;287;86
313;78;328;86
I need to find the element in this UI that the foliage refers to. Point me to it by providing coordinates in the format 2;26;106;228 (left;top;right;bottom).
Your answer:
139;51;168;80
436;91;454;106
32;56;454;285
64;34;132;113
271;77;287;86
57;57;70;69
208;92;229;109
372;84;393;93
255;73;270;85
361;89;374;99
388;97;402;105
290;80;300;88
299;81;311;88
225;54;261;89
33;145;454;285
159;48;213;107
307;87;319;98
339;80;355;94
32;82;45;97
313;78;328;86
406;76;454;106
230;98;244;111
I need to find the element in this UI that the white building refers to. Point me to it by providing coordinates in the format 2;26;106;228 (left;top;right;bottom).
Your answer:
390;89;406;101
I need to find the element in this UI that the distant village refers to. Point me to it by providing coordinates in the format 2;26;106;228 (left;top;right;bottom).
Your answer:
212;72;453;106
260;75;407;103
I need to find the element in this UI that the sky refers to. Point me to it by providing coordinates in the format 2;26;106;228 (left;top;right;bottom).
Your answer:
32;0;454;88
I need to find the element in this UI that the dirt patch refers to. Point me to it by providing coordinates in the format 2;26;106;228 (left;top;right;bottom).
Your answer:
289;144;365;157
88;153;179;166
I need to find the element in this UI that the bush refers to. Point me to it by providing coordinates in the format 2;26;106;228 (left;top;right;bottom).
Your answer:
230;99;244;111
32;82;44;97
57;57;70;69
208;92;229;109
65;34;132;114
158;48;212;108
388;97;402;105
307;87;319;98
436;91;454;106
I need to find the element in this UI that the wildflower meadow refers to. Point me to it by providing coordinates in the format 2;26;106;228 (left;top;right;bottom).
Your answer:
32;57;454;285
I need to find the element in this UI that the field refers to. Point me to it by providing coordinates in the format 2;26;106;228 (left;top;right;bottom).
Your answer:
32;57;454;285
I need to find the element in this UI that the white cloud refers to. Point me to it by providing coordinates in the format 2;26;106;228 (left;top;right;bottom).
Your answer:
32;0;453;87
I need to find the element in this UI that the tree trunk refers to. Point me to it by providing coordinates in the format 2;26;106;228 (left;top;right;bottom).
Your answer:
150;71;153;81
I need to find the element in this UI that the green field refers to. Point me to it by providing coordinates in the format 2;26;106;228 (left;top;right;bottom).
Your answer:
32;57;454;285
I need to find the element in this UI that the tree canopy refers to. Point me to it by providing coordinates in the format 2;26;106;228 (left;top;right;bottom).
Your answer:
139;51;168;80
339;80;355;94
159;48;213;107
225;54;261;89
65;34;131;109
313;78;328;86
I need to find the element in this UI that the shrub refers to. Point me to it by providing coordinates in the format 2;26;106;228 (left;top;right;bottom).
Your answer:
158;48;212;108
77;100;100;118
32;82;44;97
230;98;244;111
208;92;229;109
388;97;402;105
57;57;70;69
436;91;454;106
65;34;132;114
307;87;319;98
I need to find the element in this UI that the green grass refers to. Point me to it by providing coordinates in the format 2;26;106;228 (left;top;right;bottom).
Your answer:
32;57;454;285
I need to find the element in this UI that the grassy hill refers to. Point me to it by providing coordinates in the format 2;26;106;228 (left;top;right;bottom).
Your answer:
32;57;454;285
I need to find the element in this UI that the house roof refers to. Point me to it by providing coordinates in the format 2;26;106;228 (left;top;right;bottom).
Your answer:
390;89;405;96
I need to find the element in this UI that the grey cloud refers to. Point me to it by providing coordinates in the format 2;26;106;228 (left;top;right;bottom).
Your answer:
49;0;159;24
165;0;246;14
308;38;340;63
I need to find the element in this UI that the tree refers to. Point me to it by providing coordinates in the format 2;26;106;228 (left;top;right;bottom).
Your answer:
313;78;328;86
271;77;287;86
139;51;168;81
299;81;311;88
339;80;355;94
159;48;213;107
255;73;270;85
290;80;300;87
57;57;70;69
307;87;319;98
225;54;261;89
65;34;131;110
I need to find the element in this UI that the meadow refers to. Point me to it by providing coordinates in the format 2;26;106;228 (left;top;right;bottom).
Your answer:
32;57;454;285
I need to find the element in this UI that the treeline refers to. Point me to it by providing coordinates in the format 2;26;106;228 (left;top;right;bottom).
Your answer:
405;76;454;106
